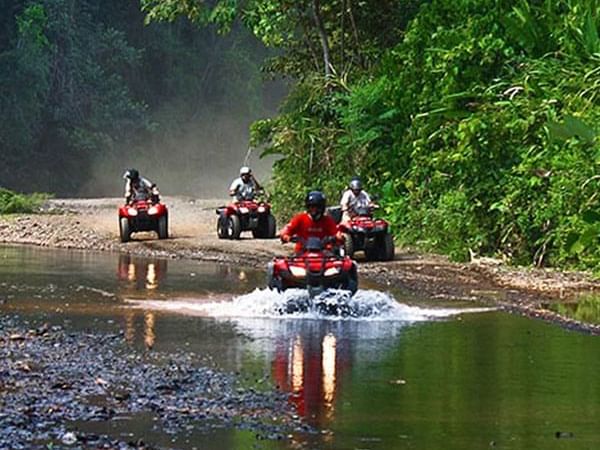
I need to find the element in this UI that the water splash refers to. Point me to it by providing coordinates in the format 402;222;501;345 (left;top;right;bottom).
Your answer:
199;288;494;322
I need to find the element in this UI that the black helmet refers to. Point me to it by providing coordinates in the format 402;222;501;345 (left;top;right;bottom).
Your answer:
124;168;139;181
349;177;362;192
305;191;326;220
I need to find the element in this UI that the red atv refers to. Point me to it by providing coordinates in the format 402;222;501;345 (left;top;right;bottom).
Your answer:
216;199;276;239
118;193;168;243
267;236;358;298
334;206;394;261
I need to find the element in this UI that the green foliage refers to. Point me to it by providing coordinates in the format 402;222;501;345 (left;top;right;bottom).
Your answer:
250;0;600;271
1;0;270;195
0;188;47;214
142;0;420;77
0;0;148;193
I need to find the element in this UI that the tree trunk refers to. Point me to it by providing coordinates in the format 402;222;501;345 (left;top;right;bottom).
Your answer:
300;17;321;71
346;0;364;68
311;0;332;76
340;0;346;69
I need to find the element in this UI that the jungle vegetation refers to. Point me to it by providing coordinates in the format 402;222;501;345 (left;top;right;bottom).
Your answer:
143;0;600;270
3;0;600;271
0;0;276;196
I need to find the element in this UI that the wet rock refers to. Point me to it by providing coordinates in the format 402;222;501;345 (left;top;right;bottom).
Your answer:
61;431;77;445
555;431;574;439
0;315;305;448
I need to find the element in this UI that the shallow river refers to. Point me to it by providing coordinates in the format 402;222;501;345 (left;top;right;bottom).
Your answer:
1;245;600;450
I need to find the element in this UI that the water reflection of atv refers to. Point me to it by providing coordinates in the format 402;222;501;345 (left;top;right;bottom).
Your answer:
216;199;276;240
332;206;394;261
267;236;358;299
118;193;168;243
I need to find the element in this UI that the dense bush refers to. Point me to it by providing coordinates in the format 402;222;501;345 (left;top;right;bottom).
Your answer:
0;188;47;214
253;0;600;271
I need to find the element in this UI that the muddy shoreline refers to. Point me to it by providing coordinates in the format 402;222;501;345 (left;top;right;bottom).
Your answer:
1;197;600;334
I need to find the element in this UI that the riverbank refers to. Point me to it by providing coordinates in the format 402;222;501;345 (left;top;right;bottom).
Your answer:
1;197;599;333
0;315;304;449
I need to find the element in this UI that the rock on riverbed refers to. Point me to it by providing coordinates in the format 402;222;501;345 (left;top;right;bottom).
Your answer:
0;316;306;449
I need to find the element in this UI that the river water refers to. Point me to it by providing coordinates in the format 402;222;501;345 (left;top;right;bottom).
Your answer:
1;245;600;450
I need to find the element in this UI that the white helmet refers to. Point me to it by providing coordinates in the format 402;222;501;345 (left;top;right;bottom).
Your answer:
240;166;251;176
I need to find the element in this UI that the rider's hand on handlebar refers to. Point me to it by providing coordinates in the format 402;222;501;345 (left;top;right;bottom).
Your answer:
280;233;291;243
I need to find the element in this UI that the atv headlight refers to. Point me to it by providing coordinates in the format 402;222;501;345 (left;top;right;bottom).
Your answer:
352;226;365;232
239;207;249;214
148;206;159;215
373;225;385;232
127;208;138;216
324;267;341;277
289;266;306;277
257;206;266;213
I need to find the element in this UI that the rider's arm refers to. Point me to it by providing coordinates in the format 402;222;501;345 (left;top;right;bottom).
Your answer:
150;182;160;203
280;214;302;242
228;179;240;197
124;179;132;204
363;191;377;208
251;175;262;191
326;216;344;241
142;178;159;195
340;190;351;212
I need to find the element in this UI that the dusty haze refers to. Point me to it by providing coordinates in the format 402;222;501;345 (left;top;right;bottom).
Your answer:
81;82;285;199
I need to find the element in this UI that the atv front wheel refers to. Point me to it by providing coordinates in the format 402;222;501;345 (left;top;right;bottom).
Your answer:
227;215;242;239
266;214;276;238
380;232;395;261
253;214;277;239
266;263;282;292
119;217;131;243
347;263;359;295
343;233;354;258
365;247;379;261
157;214;168;239
216;215;227;239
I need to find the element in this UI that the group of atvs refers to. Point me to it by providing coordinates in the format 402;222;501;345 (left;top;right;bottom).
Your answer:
117;194;395;298
216;194;395;298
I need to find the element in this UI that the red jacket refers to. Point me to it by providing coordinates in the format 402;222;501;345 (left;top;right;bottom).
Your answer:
281;212;339;252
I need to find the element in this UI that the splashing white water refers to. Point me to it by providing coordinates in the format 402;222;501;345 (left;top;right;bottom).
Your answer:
209;288;494;321
127;288;495;322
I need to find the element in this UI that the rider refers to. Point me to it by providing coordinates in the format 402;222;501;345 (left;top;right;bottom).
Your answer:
280;191;344;253
229;166;262;201
123;168;160;204
340;177;374;222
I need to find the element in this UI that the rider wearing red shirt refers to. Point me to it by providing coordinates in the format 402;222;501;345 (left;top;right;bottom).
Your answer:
280;191;343;252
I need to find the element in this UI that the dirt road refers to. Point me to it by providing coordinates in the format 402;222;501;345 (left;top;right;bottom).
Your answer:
1;196;599;332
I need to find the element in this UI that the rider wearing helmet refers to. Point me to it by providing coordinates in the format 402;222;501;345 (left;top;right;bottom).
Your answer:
340;176;373;222
280;191;343;252
123;168;160;204
229;166;262;201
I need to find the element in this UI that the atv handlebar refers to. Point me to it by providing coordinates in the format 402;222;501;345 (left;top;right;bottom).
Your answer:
286;235;338;246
